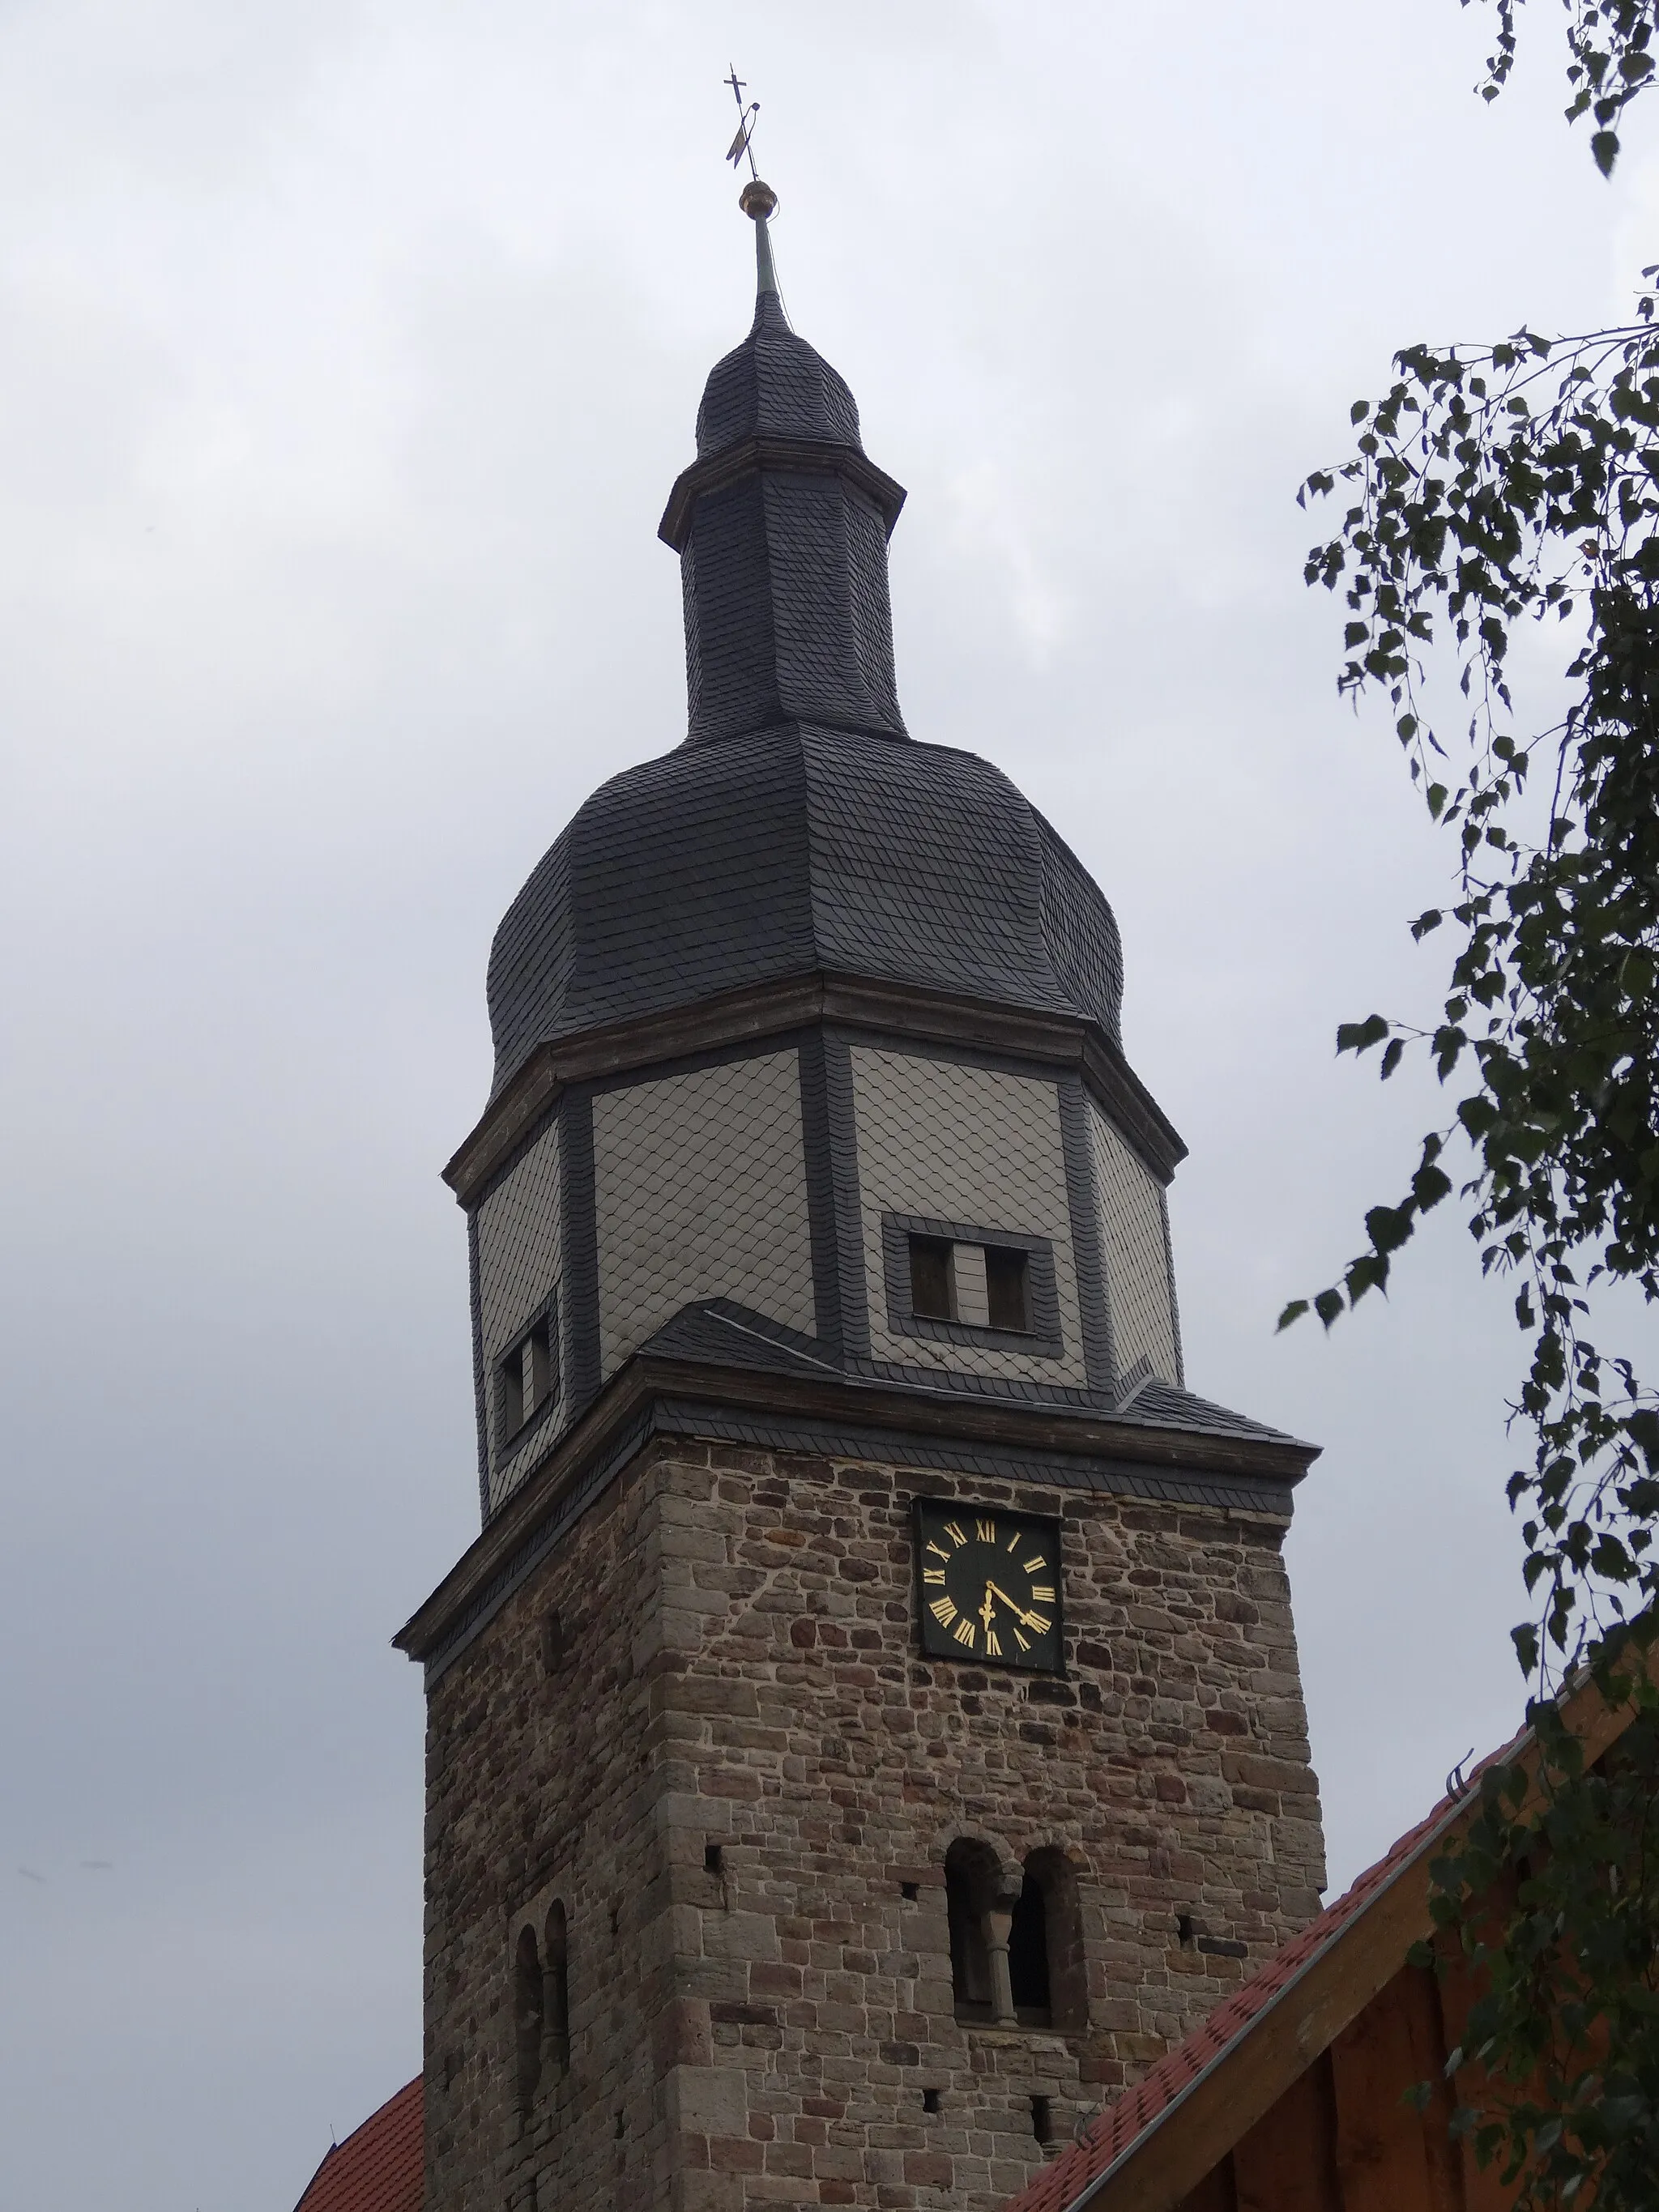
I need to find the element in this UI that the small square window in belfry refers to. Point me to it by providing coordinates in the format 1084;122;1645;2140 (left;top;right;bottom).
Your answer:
908;1236;956;1322
496;1315;555;1447
984;1245;1032;1332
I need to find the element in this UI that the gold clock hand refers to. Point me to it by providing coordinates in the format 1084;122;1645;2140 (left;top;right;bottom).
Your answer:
986;1580;1043;1630
979;1585;996;1635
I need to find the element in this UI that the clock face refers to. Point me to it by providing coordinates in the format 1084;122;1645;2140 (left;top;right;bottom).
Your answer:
913;1500;1063;1672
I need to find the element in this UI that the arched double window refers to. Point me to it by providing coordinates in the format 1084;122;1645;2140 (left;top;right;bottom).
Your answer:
945;1839;1087;2032
513;1899;572;2114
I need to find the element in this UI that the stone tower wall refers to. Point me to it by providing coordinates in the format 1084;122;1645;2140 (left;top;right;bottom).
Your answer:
420;1438;1324;2212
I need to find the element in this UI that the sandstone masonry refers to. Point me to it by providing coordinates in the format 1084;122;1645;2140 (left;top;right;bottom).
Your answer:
420;1438;1325;2212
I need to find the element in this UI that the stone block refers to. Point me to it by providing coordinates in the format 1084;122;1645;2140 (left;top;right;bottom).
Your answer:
669;2065;751;2138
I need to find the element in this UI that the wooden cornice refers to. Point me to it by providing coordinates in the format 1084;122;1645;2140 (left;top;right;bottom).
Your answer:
442;973;1187;1206
392;1352;1308;1668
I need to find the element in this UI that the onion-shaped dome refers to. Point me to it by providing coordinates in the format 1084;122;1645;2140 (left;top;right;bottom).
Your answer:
486;724;1124;1096
485;188;1124;1097
694;288;864;457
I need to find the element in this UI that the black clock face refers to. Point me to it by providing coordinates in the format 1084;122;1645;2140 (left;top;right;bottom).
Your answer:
913;1501;1063;1672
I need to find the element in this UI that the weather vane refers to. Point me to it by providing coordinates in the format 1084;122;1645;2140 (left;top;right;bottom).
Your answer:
723;66;761;184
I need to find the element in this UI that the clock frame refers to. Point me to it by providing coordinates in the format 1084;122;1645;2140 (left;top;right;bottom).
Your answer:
912;1498;1064;1673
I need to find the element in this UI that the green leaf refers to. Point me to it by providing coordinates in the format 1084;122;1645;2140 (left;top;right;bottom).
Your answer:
1411;1161;1452;1209
1365;1202;1415;1257
1337;1013;1390;1056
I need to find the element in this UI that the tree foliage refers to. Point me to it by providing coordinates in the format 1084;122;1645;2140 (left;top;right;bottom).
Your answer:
1420;1688;1659;2204
1284;4;1659;2202
1475;0;1656;176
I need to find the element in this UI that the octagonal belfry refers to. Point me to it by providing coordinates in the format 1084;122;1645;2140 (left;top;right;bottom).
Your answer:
399;183;1324;2212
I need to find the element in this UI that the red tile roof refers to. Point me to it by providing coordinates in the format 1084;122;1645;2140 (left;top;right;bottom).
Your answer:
293;2075;422;2212
1000;1733;1522;2212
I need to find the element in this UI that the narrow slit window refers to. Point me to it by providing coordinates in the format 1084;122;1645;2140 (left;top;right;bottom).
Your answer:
984;1245;1032;1333
544;1901;570;2077
908;1236;956;1322
514;1924;544;2112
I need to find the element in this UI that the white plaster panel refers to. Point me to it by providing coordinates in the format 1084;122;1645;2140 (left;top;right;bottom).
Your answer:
1089;1102;1182;1385
476;1119;563;1514
848;1046;1087;1384
594;1051;816;1380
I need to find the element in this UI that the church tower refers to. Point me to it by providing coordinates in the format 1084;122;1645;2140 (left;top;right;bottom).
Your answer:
397;180;1327;2212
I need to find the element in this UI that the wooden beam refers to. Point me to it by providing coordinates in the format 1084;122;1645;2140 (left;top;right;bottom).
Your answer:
1435;1912;1519;2212
1328;1964;1461;2212
1233;2052;1341;2212
1175;2159;1236;2212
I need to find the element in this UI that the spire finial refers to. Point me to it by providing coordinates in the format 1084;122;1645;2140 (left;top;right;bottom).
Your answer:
724;66;779;299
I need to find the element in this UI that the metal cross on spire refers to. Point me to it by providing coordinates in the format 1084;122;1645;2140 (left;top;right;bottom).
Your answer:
722;66;779;300
723;66;760;182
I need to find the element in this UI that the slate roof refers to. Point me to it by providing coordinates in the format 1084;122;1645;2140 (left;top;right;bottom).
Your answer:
292;2075;421;2212
636;1298;1303;1455
486;722;1125;1099
695;288;863;455
485;258;1133;1101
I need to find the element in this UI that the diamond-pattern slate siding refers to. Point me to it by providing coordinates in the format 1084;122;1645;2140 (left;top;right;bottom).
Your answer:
453;262;1309;1541
594;1050;815;1381
849;1045;1088;1387
1090;1100;1182;1387
476;1118;562;1514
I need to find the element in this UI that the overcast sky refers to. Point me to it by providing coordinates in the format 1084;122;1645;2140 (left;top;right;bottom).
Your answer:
1;5;1653;2207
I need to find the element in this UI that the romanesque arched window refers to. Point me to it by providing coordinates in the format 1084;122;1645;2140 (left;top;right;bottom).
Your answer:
945;1838;1000;2023
1021;1847;1088;2031
543;1901;570;2077
1008;1868;1051;2025
514;1924;544;2112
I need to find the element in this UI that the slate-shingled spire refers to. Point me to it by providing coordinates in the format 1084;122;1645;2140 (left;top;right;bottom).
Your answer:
659;177;908;746
482;185;1132;1101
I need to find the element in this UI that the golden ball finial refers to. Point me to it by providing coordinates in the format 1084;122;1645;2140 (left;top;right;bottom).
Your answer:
739;177;778;221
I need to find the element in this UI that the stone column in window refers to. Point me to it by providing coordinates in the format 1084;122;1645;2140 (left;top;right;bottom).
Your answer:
983;1893;1018;2028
